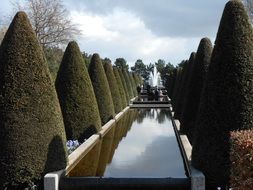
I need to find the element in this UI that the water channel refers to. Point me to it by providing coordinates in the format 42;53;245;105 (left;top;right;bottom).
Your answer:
69;108;187;178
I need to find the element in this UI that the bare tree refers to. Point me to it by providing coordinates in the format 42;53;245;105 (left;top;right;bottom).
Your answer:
12;0;80;47
0;27;7;44
244;0;253;22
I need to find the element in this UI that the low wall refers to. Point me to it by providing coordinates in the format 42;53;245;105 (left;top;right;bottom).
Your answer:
44;106;130;190
170;109;205;190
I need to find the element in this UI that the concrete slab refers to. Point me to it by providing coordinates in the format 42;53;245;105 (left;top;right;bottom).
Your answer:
190;166;205;190
174;119;180;131
130;104;171;108
66;134;100;174
44;169;65;190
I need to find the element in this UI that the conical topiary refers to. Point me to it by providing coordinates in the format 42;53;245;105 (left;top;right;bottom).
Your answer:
55;41;101;142
89;53;115;125
123;69;134;98
168;68;177;98
129;72;137;96
180;52;196;119
133;73;139;86
171;67;183;109
174;61;189;119
181;38;212;141
113;67;128;108
0;12;67;188
118;68;130;103
192;1;253;188
104;62;123;113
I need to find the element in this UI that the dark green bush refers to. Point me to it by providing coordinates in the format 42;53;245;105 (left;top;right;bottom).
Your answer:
0;12;67;188
123;69;134;98
181;38;212;141
174;62;189;119
118;69;130;102
89;53;115;125
104;62;123;113
113;67;128;108
133;73;140;86
129;72;137;96
192;0;253;188
168;68;178;98
171;67;183;109
55;41;101;141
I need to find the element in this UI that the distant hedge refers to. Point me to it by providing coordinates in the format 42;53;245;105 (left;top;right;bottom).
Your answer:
192;0;253;188
181;38;212;141
123;69;134;99
56;41;101;142
129;72;137;96
0;12;67;188
113;67;128;108
118;69;130;103
89;53;115;125
104;62;123;113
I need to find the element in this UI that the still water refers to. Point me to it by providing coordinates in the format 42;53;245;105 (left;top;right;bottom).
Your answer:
69;108;187;178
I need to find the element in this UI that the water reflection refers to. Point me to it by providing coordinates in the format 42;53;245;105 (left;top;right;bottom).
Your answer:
70;108;186;178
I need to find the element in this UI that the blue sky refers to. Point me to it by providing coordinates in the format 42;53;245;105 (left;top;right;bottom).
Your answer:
0;0;229;66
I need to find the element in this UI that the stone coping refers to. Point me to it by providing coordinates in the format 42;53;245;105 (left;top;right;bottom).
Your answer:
171;113;205;190
66;106;130;175
130;104;171;108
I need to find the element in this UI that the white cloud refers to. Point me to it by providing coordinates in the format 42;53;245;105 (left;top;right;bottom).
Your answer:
70;8;203;67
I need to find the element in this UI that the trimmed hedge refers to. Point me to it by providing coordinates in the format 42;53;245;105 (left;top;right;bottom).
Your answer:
113;67;128;108
174;63;188;119
89;53;115;125
181;38;212;140
192;0;253;188
168;68;178;98
118;69;130;102
171;67;183;109
0;12;67;188
55;41;101;142
123;69;134;98
129;72;137;96
104;62;123;113
133;72;140;86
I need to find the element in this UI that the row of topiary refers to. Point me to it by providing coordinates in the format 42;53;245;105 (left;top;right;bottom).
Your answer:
166;0;253;189
0;11;142;189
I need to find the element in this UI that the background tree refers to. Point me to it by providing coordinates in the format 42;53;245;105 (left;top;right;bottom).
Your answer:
155;59;166;73
131;59;149;80
114;58;129;70
82;51;92;68
45;47;64;80
155;59;175;83
12;0;79;47
146;63;154;74
0;27;7;44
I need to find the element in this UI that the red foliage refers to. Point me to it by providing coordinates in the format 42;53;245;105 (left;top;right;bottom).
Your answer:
230;130;253;190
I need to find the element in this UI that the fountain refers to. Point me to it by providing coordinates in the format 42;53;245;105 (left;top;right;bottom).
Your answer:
149;66;162;87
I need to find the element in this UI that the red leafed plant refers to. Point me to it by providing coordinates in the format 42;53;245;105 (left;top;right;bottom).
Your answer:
230;130;253;190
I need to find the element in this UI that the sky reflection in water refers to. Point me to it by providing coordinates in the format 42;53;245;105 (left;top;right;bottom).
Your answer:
103;108;186;178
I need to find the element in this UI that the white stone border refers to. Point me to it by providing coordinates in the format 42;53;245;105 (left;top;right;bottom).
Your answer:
44;106;130;190
173;119;205;190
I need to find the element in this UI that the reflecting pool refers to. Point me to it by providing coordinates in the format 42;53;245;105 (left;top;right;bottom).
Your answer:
69;108;187;178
